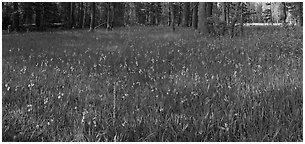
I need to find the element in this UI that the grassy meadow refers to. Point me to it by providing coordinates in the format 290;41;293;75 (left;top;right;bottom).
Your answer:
2;26;303;141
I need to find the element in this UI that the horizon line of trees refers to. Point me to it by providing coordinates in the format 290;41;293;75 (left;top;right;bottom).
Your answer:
2;2;303;36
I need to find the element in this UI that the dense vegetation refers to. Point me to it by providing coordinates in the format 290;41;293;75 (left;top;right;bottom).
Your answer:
2;26;302;142
3;2;303;33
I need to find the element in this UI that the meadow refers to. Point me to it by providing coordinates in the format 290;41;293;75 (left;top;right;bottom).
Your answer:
2;26;303;142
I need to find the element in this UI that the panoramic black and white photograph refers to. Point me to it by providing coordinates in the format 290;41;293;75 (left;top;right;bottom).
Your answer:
2;2;303;142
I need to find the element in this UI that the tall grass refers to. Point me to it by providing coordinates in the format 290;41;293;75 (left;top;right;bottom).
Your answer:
2;26;302;141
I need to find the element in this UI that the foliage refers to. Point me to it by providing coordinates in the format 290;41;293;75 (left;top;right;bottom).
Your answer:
2;2;13;29
242;3;256;23
285;2;302;25
262;9;272;23
2;26;302;142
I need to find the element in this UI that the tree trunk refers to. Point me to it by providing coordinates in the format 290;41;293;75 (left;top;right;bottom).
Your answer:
168;3;171;26
221;2;226;22
282;2;287;24
149;2;155;25
170;2;175;31
270;3;273;25
35;3;44;31
65;2;71;28
206;2;213;33
112;3;125;27
111;3;115;27
78;2;84;28
82;3;86;28
23;3;34;25
299;2;303;26
206;2;213;18
156;3;161;25
13;2;20;31
226;3;230;24
219;2;227;36
198;2;208;34
192;2;198;29
39;7;44;31
129;3;137;25
72;3;75;28
89;2;95;32
230;2;241;38
182;2;190;27
70;2;75;28
240;3;244;36
107;3;112;30
178;3;182;26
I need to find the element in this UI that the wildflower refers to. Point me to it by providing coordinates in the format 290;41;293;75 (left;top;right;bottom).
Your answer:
27;104;33;112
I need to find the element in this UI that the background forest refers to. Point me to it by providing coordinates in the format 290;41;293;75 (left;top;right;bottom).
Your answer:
2;2;303;33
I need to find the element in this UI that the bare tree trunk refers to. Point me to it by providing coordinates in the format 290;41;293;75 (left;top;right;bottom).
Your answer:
182;2;190;27
230;2;241;38
270;3;273;25
282;2;287;24
89;2;95;32
240;3;244;36
82;3;86;28
226;3;230;24
170;2;175;31
192;2;198;29
13;2;20;31
206;2;213;18
112;3;125;27
168;3;171;26
39;7;44;31
198;2;208;34
219;2;227;36
111;3;115;27
299;2;303;26
149;2;155;25
206;2;213;33
66;2;71;28
107;2;112;31
78;2;84;28
35;3;44;31
70;2;75;28
129;2;137;25
177;3;181;26
221;2;226;22
167;3;171;26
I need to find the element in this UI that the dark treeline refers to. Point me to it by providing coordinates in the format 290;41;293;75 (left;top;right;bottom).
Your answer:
3;2;165;32
2;2;303;36
3;2;125;31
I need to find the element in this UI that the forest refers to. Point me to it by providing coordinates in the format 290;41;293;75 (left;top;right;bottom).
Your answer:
2;2;303;33
2;2;303;142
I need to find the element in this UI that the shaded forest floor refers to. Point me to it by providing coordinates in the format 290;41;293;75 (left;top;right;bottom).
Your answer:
2;26;303;142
